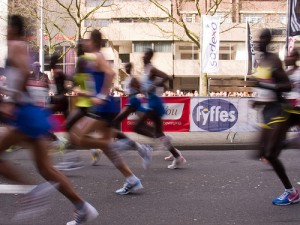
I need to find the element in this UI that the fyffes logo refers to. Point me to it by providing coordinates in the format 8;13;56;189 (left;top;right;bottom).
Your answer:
192;99;238;132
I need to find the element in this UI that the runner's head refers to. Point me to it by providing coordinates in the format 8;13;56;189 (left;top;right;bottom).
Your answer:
257;28;271;53
90;29;102;51
125;62;132;75
143;48;154;65
7;15;25;40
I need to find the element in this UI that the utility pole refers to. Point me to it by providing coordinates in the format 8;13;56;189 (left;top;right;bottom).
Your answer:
39;0;44;72
171;0;175;90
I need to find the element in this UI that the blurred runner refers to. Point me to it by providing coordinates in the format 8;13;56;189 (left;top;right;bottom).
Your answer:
251;29;299;206
0;15;98;224
134;48;186;169
69;29;143;195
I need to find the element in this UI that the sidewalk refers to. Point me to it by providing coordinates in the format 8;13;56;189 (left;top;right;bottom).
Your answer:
1;127;297;150
124;131;260;150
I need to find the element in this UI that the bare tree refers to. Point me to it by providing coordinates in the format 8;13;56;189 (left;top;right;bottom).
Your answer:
48;0;118;43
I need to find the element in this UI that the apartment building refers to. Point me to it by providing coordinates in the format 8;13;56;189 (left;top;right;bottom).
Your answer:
83;0;289;93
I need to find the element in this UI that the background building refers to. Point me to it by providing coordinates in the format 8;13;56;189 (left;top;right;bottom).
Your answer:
84;0;289;93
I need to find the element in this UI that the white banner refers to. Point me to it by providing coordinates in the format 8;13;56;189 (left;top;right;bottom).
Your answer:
190;97;259;132
202;15;220;73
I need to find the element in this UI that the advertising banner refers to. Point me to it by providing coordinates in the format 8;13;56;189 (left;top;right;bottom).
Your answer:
202;15;220;73
246;22;256;75
121;97;190;132
190;97;258;132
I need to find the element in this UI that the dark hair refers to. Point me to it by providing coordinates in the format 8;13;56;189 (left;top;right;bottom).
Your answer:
145;48;154;58
125;62;132;69
90;29;102;50
8;15;25;36
259;29;272;43
50;53;60;69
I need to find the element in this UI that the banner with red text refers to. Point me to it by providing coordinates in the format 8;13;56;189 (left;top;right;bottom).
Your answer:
121;97;190;132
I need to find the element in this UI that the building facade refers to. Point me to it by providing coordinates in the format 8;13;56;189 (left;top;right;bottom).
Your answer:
83;0;289;93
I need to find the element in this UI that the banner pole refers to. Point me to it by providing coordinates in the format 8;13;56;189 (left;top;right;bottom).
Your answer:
199;16;203;96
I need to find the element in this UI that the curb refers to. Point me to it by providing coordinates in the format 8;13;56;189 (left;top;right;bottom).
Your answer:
175;143;257;151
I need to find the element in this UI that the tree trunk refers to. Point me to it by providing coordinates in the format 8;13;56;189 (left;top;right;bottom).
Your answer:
200;73;208;96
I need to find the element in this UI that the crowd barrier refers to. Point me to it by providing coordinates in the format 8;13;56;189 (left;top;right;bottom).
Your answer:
49;96;259;133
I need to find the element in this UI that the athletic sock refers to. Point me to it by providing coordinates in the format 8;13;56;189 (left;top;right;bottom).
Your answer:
75;201;85;211
285;187;296;193
126;175;139;184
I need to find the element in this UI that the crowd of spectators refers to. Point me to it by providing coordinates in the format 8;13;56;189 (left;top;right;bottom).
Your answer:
109;89;256;98
209;91;257;97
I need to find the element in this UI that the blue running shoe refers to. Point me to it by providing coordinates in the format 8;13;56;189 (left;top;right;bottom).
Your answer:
115;179;143;195
272;190;300;205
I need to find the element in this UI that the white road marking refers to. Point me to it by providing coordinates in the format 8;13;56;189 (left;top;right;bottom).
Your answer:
0;184;36;194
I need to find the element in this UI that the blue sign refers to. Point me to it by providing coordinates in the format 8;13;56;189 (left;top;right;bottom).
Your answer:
192;99;238;132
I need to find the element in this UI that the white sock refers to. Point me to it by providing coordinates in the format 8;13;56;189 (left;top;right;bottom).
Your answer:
285;187;295;193
126;175;139;184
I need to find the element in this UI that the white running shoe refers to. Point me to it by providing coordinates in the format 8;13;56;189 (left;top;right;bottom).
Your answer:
90;149;102;166
54;161;84;171
164;154;174;161
66;202;99;225
13;182;58;222
167;156;187;169
115;179;143;195
164;149;182;161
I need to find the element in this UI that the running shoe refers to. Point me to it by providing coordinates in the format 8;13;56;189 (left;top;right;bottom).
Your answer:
164;154;174;161
90;149;102;166
6;145;22;153
54;161;84;171
167;155;187;169
66;201;99;225
272;190;300;205
13;182;58;221
50;139;66;155
115;179;143;195
164;149;182;161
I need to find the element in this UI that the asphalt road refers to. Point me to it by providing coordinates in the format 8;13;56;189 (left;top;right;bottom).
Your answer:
1;149;300;225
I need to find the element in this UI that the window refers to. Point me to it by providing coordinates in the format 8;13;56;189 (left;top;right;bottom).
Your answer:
242;14;264;23
179;45;199;51
185;14;195;23
215;12;232;23
119;54;130;63
219;54;230;60
180;53;198;60
154;42;172;52
133;42;152;52
271;29;286;36
279;16;287;24
85;19;111;27
133;42;172;53
86;0;113;7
